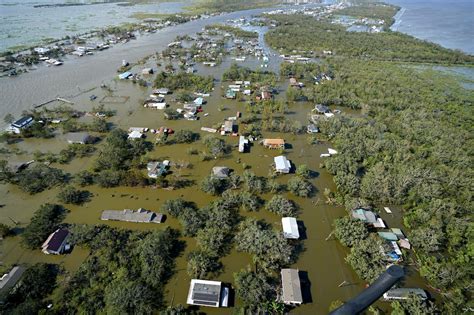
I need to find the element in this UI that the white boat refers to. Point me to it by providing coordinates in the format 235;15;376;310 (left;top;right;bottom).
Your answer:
328;148;338;155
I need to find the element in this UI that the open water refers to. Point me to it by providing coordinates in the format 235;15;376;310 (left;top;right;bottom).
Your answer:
388;0;474;54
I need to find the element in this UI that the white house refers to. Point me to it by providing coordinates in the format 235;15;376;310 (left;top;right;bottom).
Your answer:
274;155;291;173
282;217;300;239
187;279;228;308
5;116;33;134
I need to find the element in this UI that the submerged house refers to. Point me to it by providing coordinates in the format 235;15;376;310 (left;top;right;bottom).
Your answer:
225;89;236;99
263;138;285;149
101;208;163;223
5;116;33;134
66;132;91;144
0;266;25;297
238;136;249;153
383;288;427;301
186;279;229;308
221;120;235;135
212;166;230;179
41;229;70;255
274;155;291;174
282;217;300;239
147;160;170;178
315;104;330;114
281;269;303;305
351;208;386;228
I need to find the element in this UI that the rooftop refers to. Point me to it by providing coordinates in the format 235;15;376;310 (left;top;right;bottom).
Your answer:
187;279;223;308
101;208;163;223
281;268;303;304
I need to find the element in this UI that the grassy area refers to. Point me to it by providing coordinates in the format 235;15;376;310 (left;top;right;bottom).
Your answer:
265;14;474;64
333;3;400;28
187;0;282;14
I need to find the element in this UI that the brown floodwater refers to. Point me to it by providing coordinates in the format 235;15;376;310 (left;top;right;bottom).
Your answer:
0;20;432;315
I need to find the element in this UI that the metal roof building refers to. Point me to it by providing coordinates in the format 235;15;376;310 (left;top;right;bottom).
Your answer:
282;217;300;239
187;279;228;308
281;269;303;305
274;155;291;174
101;208;163;223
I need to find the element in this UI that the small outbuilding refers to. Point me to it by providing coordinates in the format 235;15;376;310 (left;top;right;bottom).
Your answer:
351;208;386;228
282;217;300;239
281;269;303;305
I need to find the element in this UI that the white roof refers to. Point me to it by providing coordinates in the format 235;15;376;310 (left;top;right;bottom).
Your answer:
274;155;291;172
128;130;143;139
282;217;299;239
187;279;223;308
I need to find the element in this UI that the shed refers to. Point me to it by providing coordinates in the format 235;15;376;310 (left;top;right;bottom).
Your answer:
282;217;299;239
212;166;230;179
281;269;303;305
225;89;236;99
274;156;291;173
66;132;91;144
187;279;228;308
42;229;69;255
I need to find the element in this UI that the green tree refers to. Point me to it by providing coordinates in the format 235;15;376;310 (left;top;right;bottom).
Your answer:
22;204;67;248
333;216;369;247
187;250;221;278
287;176;314;197
57;186;90;205
234;269;275;307
265;195;297;216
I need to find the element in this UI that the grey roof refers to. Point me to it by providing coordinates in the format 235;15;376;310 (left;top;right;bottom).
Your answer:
315;104;329;113
352;208;377;223
384;288;427;300
0;266;25;293
12;116;33;128
66;132;90;143
281;269;303;304
192;282;221;305
212;167;230;179
101;208;163;223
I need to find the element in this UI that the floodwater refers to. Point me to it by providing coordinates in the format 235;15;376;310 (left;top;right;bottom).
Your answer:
0;4;441;314
0;0;190;52
0;6;292;126
388;0;474;54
